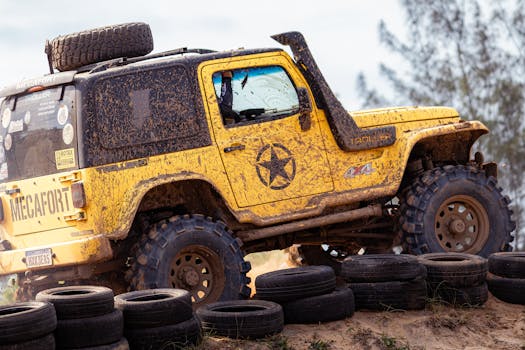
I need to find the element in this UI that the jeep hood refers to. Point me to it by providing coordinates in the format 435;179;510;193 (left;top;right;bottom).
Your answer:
351;106;460;128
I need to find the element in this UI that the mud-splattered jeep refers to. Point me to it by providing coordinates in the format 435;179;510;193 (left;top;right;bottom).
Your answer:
0;23;514;306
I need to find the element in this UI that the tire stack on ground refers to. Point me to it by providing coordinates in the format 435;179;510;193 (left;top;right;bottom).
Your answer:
341;254;427;311
35;285;125;349
115;289;201;350
196;299;284;339
418;253;488;307
254;266;355;324
0;301;56;350
487;252;525;305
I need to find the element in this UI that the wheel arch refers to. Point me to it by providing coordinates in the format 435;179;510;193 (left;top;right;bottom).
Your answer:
399;125;487;191
110;177;242;242
135;179;239;225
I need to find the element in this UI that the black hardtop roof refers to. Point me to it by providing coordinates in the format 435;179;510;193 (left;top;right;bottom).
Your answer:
0;47;283;98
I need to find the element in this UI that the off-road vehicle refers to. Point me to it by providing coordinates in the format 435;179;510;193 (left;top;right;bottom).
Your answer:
0;23;514;305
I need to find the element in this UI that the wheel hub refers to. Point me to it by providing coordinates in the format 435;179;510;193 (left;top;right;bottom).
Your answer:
169;245;225;307
449;219;466;235
434;195;489;253
181;267;200;287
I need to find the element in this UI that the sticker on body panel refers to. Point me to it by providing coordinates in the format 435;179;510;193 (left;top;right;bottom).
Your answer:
344;162;375;179
255;143;296;190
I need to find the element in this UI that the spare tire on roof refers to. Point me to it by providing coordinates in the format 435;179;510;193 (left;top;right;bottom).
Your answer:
48;22;154;71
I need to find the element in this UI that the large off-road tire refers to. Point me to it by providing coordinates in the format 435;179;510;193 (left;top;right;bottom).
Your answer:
49;22;153;71
127;215;251;308
114;289;193;329
196;300;283;339
254;266;336;303
35;285;114;319
0;301;56;345
341;254;425;282
398;165;514;257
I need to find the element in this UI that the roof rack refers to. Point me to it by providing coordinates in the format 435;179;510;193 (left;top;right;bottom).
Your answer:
81;47;217;73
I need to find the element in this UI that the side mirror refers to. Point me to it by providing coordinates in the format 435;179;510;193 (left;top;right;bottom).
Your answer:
297;87;312;131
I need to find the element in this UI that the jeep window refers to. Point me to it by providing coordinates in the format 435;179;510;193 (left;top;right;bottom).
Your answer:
212;66;299;126
96;65;200;149
0;85;78;182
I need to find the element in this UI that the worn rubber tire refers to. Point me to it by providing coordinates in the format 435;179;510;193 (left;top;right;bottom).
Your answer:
125;316;201;350
255;266;336;303
487;273;525;305
488;252;525;279
0;333;55;350
418;253;487;287
398;165;514;257
115;288;192;329
349;278;427;311
50;22;154;71
431;282;489;307
341;254;425;282
0;301;56;345
283;286;354;324
196;300;283;339
55;309;123;348
127;215;251;308
36;285;114;319
73;338;129;350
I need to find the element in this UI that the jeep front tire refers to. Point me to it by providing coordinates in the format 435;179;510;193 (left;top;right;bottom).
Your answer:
399;165;514;257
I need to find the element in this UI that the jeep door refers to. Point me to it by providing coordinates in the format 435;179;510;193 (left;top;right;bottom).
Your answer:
201;54;334;208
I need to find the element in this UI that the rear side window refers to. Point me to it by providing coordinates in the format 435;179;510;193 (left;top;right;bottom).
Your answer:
0;86;78;182
95;65;199;149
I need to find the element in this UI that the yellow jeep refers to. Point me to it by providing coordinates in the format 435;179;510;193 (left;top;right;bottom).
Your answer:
0;23;514;305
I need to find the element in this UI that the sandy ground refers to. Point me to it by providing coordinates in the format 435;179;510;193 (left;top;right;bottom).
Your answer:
198;250;525;350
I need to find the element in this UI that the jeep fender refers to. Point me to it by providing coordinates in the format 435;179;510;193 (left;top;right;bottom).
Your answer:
400;120;488;185
108;174;237;240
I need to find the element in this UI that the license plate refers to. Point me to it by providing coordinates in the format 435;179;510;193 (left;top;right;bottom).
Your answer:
25;248;53;268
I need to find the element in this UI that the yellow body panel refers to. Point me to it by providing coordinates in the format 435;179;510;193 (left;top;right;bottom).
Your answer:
0;50;489;277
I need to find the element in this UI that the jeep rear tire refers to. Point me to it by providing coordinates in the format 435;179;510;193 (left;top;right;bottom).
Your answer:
398;165;514;257
127;215;251;308
49;22;154;71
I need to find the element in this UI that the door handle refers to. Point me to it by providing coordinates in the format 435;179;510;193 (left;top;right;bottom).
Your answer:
223;144;246;153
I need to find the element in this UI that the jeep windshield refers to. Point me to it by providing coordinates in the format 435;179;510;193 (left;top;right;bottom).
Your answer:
0;85;78;182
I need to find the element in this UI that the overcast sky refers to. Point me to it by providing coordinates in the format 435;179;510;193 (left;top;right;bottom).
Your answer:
0;0;405;109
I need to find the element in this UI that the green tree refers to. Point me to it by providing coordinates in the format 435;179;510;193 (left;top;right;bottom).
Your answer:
358;0;525;250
